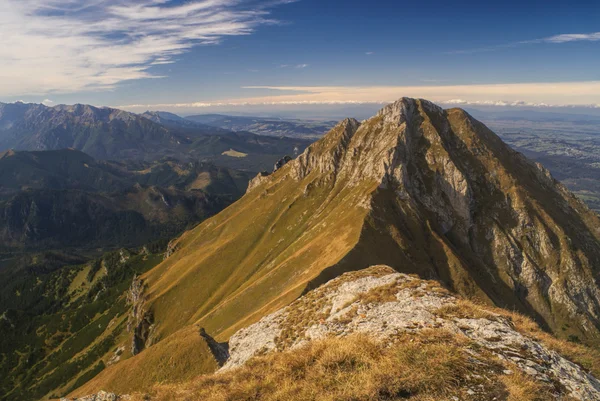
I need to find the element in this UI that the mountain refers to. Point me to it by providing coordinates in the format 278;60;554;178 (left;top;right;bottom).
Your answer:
0;149;250;251
53;98;600;399
0;102;311;171
185;113;337;139
0;102;177;160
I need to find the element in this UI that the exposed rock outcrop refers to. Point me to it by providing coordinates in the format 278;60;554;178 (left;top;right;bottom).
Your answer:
224;266;600;400
245;171;271;194
60;390;127;401
273;155;292;172
127;275;155;355
272;98;600;343
163;239;178;260
246;155;294;194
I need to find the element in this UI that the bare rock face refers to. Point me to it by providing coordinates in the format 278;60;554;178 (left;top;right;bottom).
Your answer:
74;98;600;398
246;156;294;194
290;118;361;182
163;239;178;260
273;155;292;172
223;266;600;401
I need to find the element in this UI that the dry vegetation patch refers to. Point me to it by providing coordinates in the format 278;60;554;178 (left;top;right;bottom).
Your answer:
136;333;562;401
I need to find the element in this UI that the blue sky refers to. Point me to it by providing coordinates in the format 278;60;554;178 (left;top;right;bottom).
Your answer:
1;0;599;115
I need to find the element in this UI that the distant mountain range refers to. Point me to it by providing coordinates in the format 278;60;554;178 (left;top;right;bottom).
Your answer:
0;102;310;172
0;149;250;251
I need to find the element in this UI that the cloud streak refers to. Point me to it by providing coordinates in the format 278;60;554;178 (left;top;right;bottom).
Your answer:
449;31;600;54
0;0;293;96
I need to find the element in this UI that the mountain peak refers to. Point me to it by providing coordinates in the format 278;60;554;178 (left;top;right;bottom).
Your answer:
376;97;443;125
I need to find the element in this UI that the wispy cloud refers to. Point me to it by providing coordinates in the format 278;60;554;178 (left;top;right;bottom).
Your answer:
531;32;600;44
117;81;600;111
365;51;374;55
448;31;600;54
0;0;295;97
278;63;309;69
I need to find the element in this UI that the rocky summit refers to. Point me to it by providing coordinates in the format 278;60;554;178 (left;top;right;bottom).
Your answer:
64;98;600;399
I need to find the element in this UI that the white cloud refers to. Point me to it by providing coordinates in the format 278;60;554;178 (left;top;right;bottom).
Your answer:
41;99;54;105
533;32;600;44
365;52;374;55
449;31;600;54
116;81;600;110
278;63;309;69
0;0;293;97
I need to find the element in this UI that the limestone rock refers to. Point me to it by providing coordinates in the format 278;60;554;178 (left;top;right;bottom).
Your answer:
60;390;127;401
245;171;270;194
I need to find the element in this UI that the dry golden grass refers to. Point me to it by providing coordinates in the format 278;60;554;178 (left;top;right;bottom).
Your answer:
71;326;218;397
499;371;555;401
133;332;560;401
435;299;501;321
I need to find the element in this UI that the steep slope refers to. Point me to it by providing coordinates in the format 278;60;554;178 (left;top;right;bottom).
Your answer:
0;149;249;198
0;186;226;250
0;149;127;195
0;103;176;160
70;98;600;396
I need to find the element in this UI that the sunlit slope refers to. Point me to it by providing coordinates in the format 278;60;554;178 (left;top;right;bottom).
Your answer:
71;119;375;395
144;121;375;339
